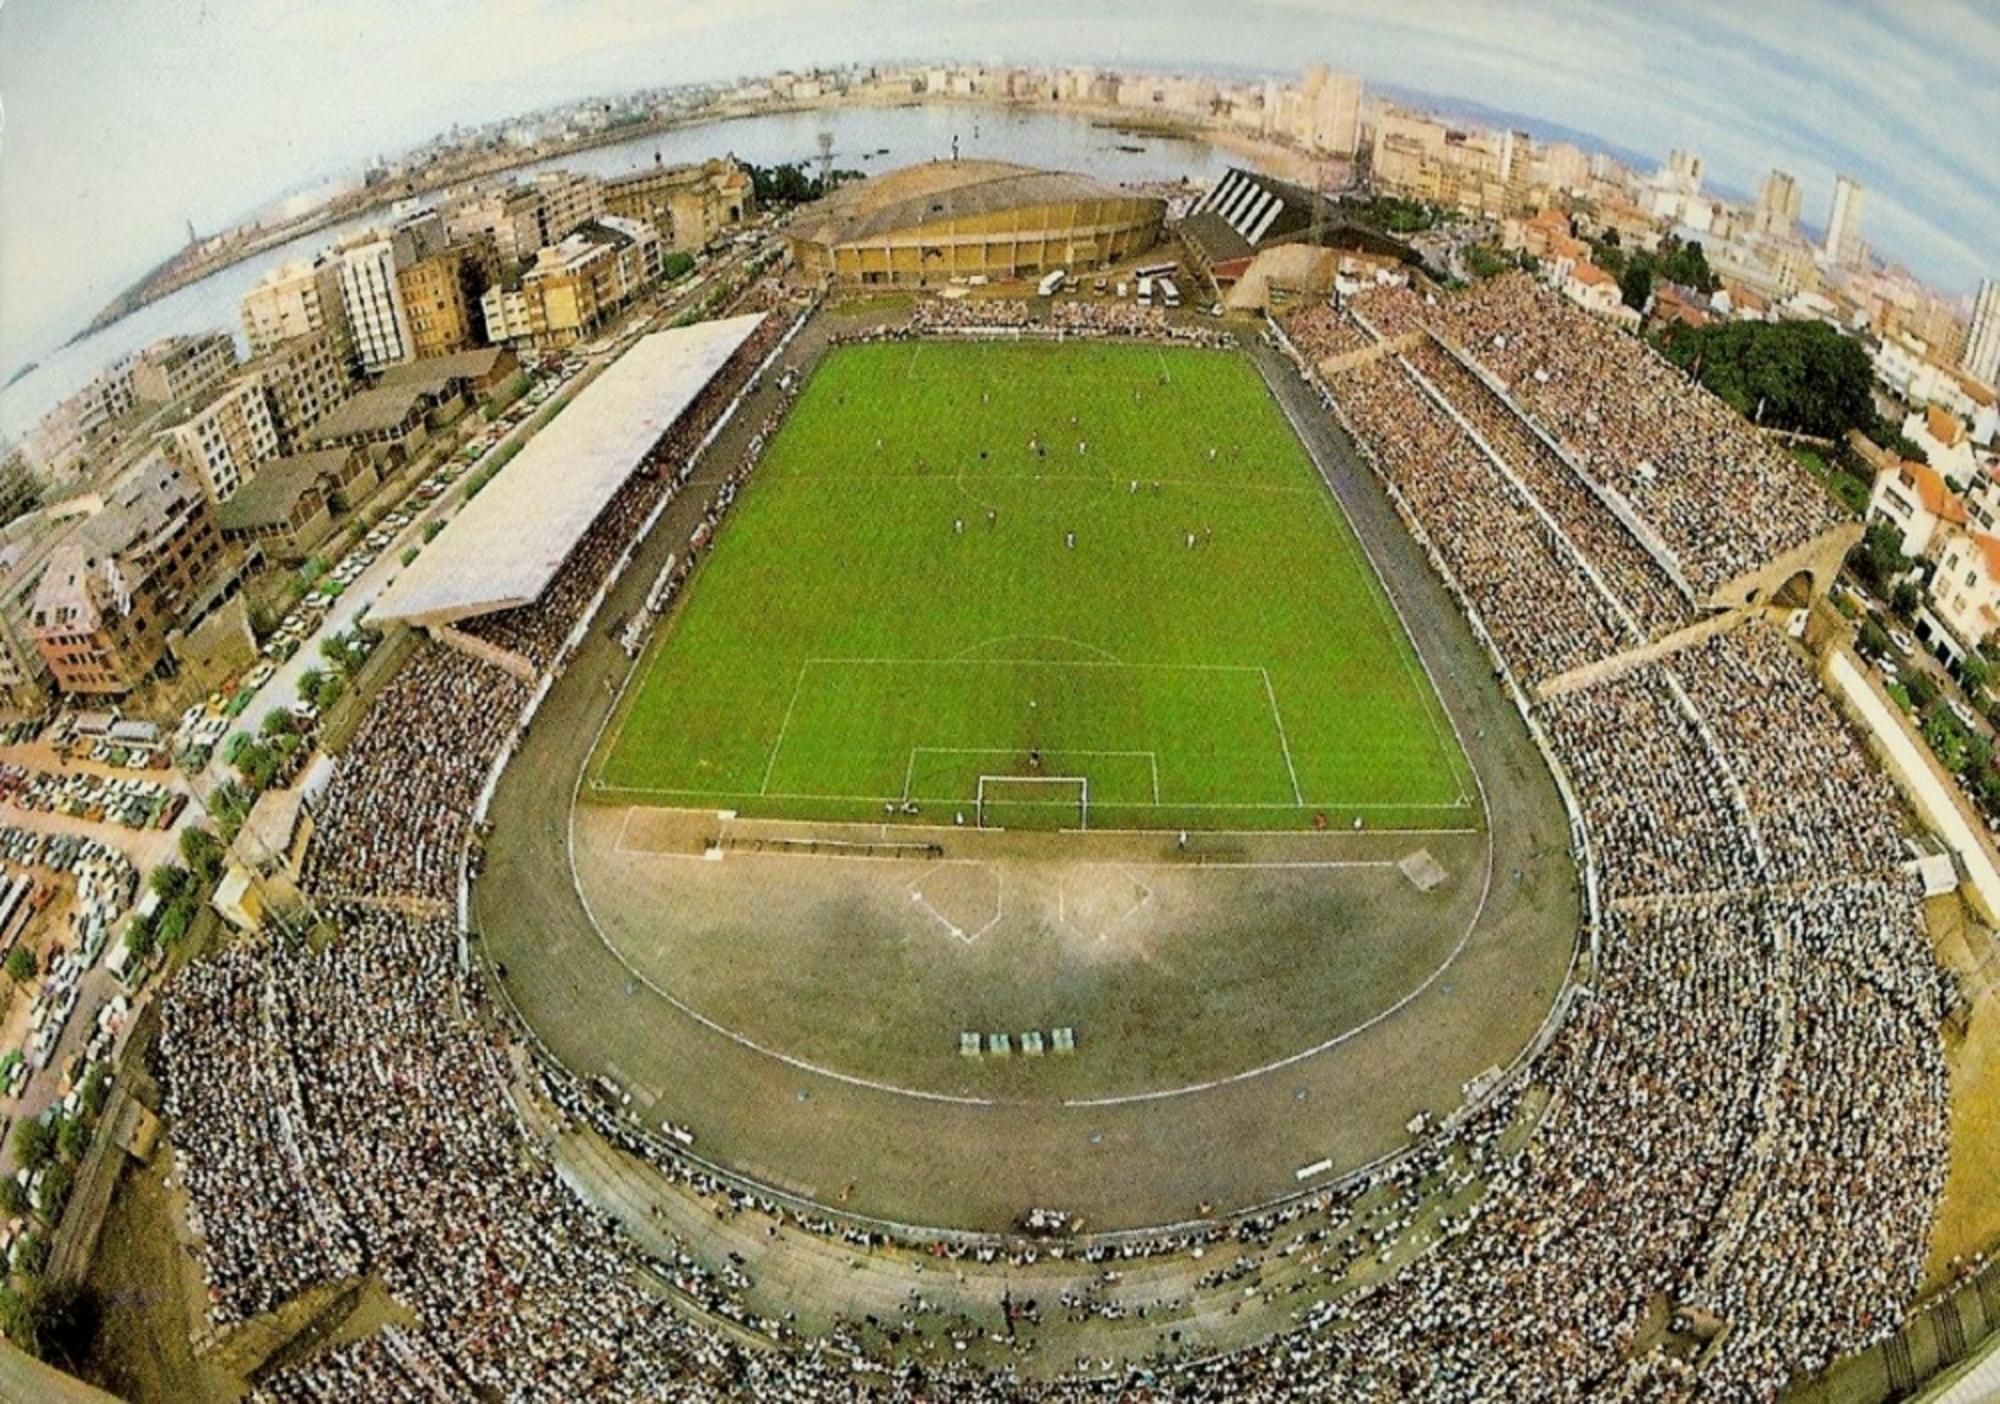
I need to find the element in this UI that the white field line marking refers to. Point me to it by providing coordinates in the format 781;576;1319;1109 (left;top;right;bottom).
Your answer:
757;660;811;795
1054;866;1157;943
1268;371;1480;810
1260;666;1304;806
906;861;1005;945
948;633;1123;663
600;783;1471;811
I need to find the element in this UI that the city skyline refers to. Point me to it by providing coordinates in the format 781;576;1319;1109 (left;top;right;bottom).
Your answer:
1;0;1996;382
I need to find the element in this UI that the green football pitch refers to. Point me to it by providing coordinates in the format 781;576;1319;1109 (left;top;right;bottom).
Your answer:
593;339;1476;831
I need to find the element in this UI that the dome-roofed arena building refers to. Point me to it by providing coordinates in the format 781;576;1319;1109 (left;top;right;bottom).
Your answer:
785;159;1165;285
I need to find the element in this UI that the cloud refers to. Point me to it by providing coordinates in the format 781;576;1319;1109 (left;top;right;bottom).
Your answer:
0;0;1993;382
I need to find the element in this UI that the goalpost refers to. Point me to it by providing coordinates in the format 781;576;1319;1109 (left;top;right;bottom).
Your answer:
974;775;1089;831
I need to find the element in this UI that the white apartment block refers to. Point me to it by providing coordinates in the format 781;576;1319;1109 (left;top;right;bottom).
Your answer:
159;380;280;503
337;237;415;370
1965;279;2000;388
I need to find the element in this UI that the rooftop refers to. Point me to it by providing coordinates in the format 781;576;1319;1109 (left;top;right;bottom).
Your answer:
793;160;1141;248
309;383;436;441
369;314;763;628
215;450;346;531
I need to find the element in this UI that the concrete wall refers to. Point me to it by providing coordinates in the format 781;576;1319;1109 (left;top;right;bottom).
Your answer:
1824;645;2000;922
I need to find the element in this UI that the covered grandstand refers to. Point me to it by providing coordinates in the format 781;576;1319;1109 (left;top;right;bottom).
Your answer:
785;160;1165;285
1181;166;1412;293
370;314;764;629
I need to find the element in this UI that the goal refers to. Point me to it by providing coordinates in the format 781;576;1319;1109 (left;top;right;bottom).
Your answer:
975;775;1089;831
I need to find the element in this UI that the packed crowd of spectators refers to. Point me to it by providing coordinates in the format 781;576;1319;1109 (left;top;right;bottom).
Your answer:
1543;667;1762;898
146;277;1955;1400
1328;354;1626;687
1429;274;1849;594
1341;281;1434;342
840;296;1234;349
1281;301;1376;365
1670;621;1909;883
302;641;527;908
1275;289;1950;1397
1403;336;1692;639
168;912;791;1399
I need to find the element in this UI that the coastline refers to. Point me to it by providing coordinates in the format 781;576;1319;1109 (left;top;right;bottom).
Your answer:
76;92;1338;343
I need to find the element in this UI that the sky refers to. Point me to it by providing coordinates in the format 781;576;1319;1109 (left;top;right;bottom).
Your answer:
1;0;1995;380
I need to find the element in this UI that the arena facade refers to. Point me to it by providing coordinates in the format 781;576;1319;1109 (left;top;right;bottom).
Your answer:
784;159;1166;285
147;259;1984;1400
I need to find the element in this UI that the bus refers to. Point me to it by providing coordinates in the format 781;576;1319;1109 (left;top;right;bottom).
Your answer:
1037;268;1067;297
1158;277;1182;309
1136;276;1154;306
1133;261;1179;281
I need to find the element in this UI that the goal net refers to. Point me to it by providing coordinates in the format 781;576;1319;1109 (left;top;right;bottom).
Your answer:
975;775;1089;831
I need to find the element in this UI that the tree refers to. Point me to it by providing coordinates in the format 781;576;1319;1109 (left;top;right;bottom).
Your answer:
321;635;357;676
260;708;294;740
1465;244;1514;280
38;1161;72;1218
27;1282;98;1371
0;1285;30;1349
1657;319;1877;438
236;740;283;791
0;1178;27;1216
1847;522;1912;593
54;1118;85;1167
12;1118;53;1173
1906;670;1940;712
12;1231;48;1277
80;1065;109;1120
4;945;35;984
180;827;225;885
297;667;326;709
1960;651;1991;694
1618;262;1653;313
1892;580;1922;618
124;914;158;964
1858;618;1893;659
747;162;820;206
149;863;193;905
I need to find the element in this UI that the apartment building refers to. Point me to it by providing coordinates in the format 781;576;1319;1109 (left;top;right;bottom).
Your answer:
1371;107;1526;217
241;256;351;357
336;214;448;371
480;218;659;350
603;158;754;251
157;379;281;503
130;333;237;406
443;184;547;265
444;170;605;266
1965;279;2000;388
395;239;498;358
0;513;64;704
242;329;356;451
28;456;232;696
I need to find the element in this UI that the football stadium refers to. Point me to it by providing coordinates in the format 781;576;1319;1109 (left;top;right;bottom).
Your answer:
106;158;1990;1401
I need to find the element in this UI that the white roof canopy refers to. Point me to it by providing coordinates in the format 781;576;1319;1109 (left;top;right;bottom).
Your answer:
370;314;764;628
